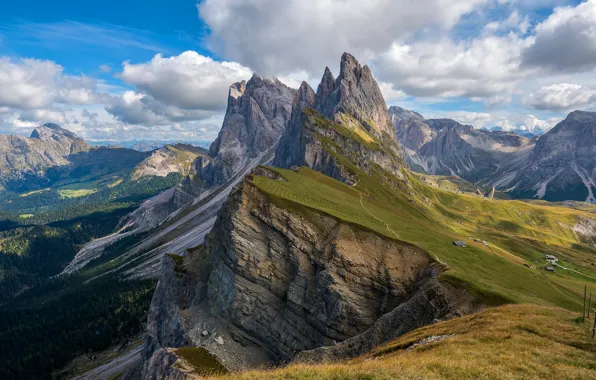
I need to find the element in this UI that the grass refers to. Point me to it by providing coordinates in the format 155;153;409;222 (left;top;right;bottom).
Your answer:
19;188;50;197
18;214;34;219
209;304;596;379
250;166;596;311
58;188;98;198
174;347;229;376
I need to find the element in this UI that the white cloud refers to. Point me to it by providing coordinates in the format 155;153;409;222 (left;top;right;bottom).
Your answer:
483;11;529;34
119;51;252;111
437;110;561;132
522;83;596;111
522;0;596;71
0;57;101;109
373;33;532;99
99;65;111;73
198;0;487;76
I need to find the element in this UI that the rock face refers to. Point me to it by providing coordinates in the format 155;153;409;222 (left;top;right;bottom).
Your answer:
173;75;296;207
275;53;405;184
142;168;476;378
388;106;435;152
507;111;596;203
390;111;535;185
315;53;395;140
132;144;208;180
127;75;296;230
0;123;90;181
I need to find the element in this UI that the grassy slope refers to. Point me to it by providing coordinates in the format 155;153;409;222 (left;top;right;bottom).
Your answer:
251;166;596;311
212;304;596;379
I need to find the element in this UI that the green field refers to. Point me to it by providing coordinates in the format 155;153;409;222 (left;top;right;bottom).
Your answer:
251;166;596;312
58;188;99;198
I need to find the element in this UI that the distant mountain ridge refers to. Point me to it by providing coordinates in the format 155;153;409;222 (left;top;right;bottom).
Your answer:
390;107;596;203
0;123;90;182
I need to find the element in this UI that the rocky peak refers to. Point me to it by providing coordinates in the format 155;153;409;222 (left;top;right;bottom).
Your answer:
171;75;296;208
30;123;82;141
315;52;395;140
315;67;336;107
389;106;434;152
388;106;424;121
273;82;316;169
274;53;406;184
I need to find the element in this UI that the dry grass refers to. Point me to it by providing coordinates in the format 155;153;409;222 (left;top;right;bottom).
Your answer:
207;305;596;379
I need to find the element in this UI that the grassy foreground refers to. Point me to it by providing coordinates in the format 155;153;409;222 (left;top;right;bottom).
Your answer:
208;305;596;379
250;167;596;311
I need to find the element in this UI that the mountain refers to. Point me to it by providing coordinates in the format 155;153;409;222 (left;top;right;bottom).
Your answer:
140;54;596;379
174;75;296;206
389;109;536;188
59;74;297;279
275;53;405;184
132;144;208;180
121;75;296;236
504;111;596;202
0;123;90;186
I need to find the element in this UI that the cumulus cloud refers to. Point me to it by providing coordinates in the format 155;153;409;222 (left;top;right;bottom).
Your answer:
198;0;486;76
0;57;102;109
103;51;254;131
522;0;596;72
522;83;596;111
437;110;561;132
373;34;532;99
119;51;252;111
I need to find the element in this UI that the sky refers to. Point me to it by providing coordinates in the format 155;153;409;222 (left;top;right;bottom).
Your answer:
0;0;595;142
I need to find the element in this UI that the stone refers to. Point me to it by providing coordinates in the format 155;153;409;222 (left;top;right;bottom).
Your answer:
216;336;224;345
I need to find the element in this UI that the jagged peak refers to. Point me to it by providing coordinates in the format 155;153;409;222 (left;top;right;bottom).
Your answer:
297;81;316;101
314;52;394;139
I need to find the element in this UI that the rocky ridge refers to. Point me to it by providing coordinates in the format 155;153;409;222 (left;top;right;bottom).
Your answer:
142;168;477;378
141;53;479;379
132;144;208;180
389;108;536;186
504;111;596;202
0;123;90;181
275;53;405;185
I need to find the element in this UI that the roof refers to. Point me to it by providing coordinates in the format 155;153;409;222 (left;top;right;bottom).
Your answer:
453;241;467;247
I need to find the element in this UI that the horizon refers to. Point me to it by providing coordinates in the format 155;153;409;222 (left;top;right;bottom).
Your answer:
1;0;595;142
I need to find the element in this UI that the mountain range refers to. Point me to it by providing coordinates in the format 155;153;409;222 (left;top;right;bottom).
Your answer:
3;53;596;379
128;53;596;379
389;106;596;203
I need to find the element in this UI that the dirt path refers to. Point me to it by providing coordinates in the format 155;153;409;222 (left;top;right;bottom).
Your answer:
357;191;401;240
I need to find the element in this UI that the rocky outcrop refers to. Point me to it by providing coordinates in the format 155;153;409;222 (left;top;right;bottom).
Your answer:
275;53;406;184
0;123;90;181
508;111;596;203
173;75;296;207
316;53;395;140
127;75;296;230
142;168;475;378
132;144;207;180
389;106;435;152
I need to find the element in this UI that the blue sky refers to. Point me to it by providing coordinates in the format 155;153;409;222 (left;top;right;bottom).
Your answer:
0;0;595;141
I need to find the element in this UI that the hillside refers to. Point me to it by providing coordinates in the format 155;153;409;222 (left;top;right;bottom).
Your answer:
132;144;208;180
210;304;596;379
